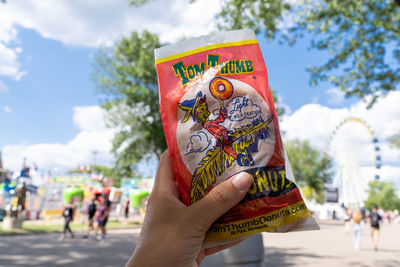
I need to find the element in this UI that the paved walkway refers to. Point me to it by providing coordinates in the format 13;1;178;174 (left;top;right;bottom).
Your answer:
261;221;399;267
0;221;398;267
0;228;141;267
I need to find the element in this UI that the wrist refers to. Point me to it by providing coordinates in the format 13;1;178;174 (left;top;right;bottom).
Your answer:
127;237;193;267
127;242;164;267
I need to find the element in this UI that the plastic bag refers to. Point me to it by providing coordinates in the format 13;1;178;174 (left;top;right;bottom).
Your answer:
155;29;319;247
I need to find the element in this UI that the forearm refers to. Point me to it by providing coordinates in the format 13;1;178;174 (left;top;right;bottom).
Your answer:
126;222;198;267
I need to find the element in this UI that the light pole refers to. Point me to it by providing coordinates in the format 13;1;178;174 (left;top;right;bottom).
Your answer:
92;150;98;174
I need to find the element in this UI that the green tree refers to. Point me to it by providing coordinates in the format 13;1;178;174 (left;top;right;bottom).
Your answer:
93;31;166;172
364;180;400;210
132;0;400;106
217;0;400;107
285;139;332;203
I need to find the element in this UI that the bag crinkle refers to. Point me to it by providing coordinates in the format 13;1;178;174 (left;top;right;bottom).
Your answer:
155;29;319;248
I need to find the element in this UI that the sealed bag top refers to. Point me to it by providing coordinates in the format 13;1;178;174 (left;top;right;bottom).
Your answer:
155;29;317;243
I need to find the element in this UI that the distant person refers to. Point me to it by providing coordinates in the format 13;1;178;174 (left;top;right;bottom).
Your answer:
93;193;111;240
364;209;370;224
124;197;130;220
352;209;363;250
360;204;367;223
16;182;27;213
369;205;382;251
59;200;75;241
104;193;112;226
385;210;391;224
332;210;337;220
344;208;352;234
83;198;97;238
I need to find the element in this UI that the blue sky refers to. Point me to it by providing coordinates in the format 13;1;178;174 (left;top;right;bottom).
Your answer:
0;28;352;147
0;28;96;147
0;0;399;187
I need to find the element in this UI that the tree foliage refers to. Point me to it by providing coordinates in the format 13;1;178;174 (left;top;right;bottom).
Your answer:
131;0;400;106
285;139;332;203
217;0;400;107
93;31;166;171
364;180;400;210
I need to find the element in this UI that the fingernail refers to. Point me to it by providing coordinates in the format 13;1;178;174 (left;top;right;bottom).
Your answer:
232;172;251;192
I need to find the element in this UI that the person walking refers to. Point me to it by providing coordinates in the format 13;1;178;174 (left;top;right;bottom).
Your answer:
124;197;130;223
83;198;97;238
16;182;27;218
332;210;337;220
352;209;363;250
58;200;75;241
344;208;352;234
369;205;382;251
93;193;111;240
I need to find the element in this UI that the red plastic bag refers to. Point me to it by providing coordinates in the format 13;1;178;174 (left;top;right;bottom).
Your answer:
155;29;318;247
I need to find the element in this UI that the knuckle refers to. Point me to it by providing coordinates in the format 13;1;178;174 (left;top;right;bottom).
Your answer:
210;185;229;206
159;150;169;162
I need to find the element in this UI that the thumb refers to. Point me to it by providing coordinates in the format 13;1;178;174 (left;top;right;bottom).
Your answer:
189;172;252;228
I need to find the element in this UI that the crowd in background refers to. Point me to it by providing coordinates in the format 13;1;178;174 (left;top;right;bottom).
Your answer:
59;192;115;241
340;205;395;251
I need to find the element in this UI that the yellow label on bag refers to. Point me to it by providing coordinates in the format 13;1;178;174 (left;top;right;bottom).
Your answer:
205;201;311;242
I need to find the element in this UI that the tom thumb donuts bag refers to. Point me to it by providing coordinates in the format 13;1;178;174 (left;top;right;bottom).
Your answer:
155;29;319;247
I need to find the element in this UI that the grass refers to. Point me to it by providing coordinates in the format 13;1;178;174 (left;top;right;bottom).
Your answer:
0;219;142;235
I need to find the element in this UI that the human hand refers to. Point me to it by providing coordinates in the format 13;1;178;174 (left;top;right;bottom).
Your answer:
126;151;252;267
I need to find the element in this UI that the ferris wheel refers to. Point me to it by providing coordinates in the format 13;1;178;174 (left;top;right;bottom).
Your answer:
326;117;382;207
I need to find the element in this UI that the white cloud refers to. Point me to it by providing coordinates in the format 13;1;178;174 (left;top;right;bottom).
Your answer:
0;8;25;80
3;106;11;113
2;106;114;172
281;104;349;149
326;87;345;105
281;91;400;191
72;106;107;132
0;42;25;80
0;0;221;47
0;0;221;82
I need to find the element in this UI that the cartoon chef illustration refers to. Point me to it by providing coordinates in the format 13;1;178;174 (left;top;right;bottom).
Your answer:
178;77;273;203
